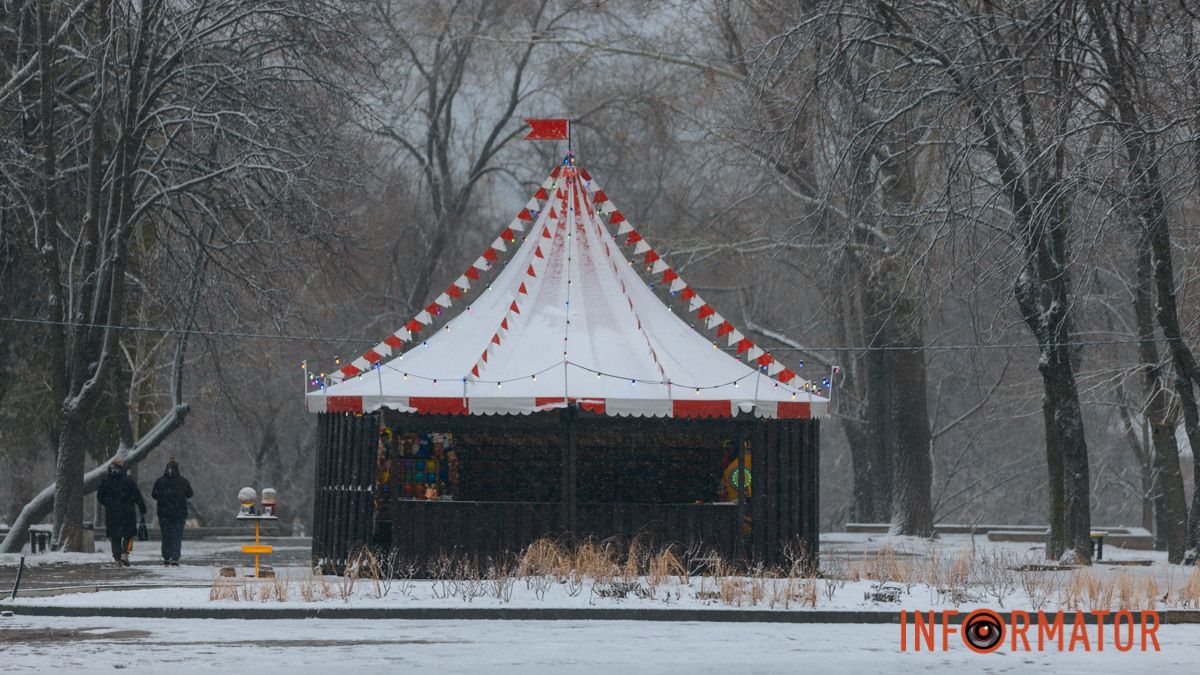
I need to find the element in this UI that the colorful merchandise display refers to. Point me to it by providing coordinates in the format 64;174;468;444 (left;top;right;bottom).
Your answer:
376;428;459;503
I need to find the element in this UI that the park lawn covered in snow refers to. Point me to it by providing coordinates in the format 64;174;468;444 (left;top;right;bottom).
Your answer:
2;533;1198;614
4;533;1200;673
2;614;1200;674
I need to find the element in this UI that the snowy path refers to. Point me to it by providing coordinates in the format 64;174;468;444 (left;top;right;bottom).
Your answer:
1;615;1198;674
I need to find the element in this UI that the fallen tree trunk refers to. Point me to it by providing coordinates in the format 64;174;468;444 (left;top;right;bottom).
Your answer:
0;402;188;554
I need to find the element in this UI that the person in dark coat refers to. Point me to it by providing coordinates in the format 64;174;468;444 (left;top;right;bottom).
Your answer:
151;457;193;566
96;456;146;566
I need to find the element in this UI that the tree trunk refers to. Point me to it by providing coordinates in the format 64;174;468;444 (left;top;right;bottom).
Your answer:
51;419;88;550
1133;233;1187;563
1012;210;1091;563
834;284;890;523
1131;130;1200;560
862;343;894;522
889;342;933;536
843;417;882;523
836;261;932;532
863;279;932;535
1035;339;1091;562
1153;471;1167;550
1040;374;1066;561
1147;464;1159;536
1003;165;1091;562
875;141;933;537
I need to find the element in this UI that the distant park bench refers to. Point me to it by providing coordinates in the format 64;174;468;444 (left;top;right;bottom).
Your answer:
27;526;52;553
841;523;1154;552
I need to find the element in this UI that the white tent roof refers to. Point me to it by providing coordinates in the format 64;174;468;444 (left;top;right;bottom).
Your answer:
307;161;828;419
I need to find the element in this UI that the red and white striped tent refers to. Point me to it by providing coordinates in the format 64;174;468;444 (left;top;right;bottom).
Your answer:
307;160;829;420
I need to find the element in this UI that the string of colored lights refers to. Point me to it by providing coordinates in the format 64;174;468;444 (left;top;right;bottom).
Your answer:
303;357;818;400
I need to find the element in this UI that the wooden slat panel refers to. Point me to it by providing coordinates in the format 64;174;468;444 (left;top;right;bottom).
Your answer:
809;420;820;560
750;424;766;562
330;413;343;564
787;420;796;552
331;414;345;567
323;414;335;564
468;501;482;558
345;415;358;560
365;413;380;550
348;415;364;559
312;414;326;562
790;422;801;550
778;420;791;559
350;414;364;560
472;502;484;558
766;422;779;566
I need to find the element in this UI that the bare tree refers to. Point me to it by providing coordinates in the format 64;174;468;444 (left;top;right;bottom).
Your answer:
357;0;583;323
859;1;1096;560
0;0;356;552
1083;0;1199;562
669;0;938;534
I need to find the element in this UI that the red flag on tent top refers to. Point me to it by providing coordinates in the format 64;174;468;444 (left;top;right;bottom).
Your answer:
524;118;568;140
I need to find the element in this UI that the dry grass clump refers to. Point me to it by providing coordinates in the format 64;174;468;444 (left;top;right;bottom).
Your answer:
210;538;1200;611
517;539;568;579
1017;556;1060;611
1179;566;1200;609
208;574;245;601
847;545;912;584
648;547;687;588
1049;565;1185;612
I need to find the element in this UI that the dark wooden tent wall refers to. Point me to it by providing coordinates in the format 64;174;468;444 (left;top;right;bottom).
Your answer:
312;410;380;571
312;409;819;571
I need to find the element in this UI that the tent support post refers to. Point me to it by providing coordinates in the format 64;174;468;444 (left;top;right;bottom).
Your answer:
387;417;399;553
736;422;746;561
568;406;578;533
559;406;578;534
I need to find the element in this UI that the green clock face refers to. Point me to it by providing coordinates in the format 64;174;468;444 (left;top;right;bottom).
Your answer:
730;468;751;489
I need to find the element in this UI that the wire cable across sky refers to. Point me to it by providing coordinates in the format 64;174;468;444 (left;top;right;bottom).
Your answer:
1;315;1192;354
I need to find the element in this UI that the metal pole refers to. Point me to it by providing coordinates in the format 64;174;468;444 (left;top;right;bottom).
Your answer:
9;556;24;600
736;425;746;559
567;406;577;533
560;409;570;532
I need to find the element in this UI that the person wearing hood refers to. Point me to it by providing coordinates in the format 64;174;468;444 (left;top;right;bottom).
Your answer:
151;457;193;566
96;456;147;566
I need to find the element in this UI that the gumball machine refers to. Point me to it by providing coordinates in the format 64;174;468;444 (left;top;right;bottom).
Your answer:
261;488;277;517
234;486;277;578
238;487;258;516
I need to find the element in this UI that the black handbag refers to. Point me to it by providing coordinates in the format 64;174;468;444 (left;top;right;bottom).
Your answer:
137;518;149;542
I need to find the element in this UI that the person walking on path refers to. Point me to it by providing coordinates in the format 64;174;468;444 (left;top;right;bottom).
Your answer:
97;456;146;566
152;457;193;566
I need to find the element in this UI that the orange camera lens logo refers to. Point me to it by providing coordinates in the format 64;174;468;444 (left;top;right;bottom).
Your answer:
962;609;1005;653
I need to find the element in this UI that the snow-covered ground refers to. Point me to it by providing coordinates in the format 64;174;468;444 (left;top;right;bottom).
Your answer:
3;532;1195;614
2;614;1199;674
0;537;312;569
